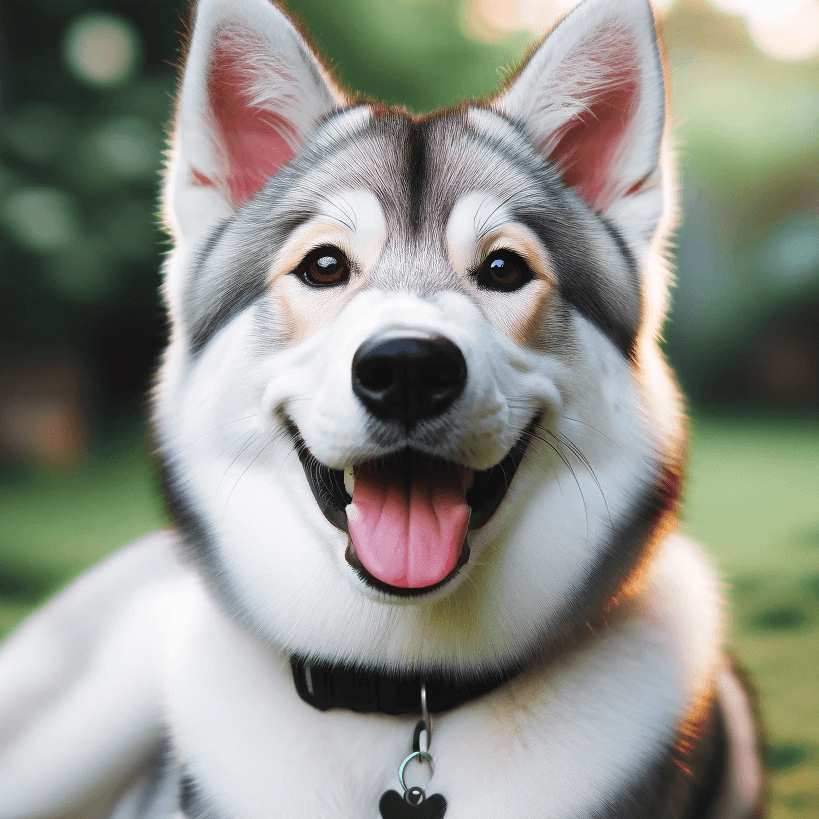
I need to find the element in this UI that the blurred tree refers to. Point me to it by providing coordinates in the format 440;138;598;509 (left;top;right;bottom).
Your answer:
0;0;185;423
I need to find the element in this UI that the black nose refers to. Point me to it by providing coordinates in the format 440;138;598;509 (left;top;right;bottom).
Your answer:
352;335;467;426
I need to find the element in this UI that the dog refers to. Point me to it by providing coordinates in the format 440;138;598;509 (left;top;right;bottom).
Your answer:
0;0;764;816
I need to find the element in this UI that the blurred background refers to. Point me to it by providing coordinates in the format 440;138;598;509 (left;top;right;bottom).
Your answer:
0;0;816;814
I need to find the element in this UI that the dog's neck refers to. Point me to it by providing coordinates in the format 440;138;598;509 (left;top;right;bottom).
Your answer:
290;656;520;715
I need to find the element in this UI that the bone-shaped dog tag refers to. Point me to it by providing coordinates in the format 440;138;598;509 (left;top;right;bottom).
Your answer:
379;787;447;818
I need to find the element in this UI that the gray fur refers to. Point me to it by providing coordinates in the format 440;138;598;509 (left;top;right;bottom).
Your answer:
184;107;642;360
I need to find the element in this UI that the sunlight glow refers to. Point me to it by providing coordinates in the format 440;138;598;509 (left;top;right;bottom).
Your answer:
710;0;819;60
462;0;819;60
63;14;141;86
745;1;819;60
710;0;803;17
461;0;575;42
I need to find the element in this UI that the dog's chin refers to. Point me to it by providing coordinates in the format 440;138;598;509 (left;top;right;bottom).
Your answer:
342;533;472;601
285;414;540;600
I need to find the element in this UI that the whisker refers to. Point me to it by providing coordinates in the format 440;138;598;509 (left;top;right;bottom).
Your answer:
547;430;612;526
216;430;263;501
171;413;259;455
520;444;565;502
173;427;259;488
531;434;589;542
475;190;519;241
224;430;276;510
561;416;621;449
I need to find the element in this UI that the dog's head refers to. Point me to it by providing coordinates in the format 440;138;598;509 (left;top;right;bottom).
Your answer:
155;0;683;675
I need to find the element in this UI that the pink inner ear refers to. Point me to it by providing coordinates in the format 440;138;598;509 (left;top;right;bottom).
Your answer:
547;45;639;212
207;34;298;208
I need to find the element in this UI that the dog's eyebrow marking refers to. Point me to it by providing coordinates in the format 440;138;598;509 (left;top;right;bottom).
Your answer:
297;188;385;242
445;192;513;273
337;190;386;262
271;188;386;276
321;190;364;233
320;193;357;233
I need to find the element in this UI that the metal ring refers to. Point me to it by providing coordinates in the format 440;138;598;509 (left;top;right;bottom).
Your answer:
398;751;434;793
420;681;432;747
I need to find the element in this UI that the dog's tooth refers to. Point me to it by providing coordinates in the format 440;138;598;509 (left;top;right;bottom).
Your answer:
344;467;355;498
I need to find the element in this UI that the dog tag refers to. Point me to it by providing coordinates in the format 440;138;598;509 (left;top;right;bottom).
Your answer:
379;788;447;818
380;687;446;817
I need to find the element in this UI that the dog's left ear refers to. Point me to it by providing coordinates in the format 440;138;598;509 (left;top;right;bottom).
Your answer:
493;0;667;251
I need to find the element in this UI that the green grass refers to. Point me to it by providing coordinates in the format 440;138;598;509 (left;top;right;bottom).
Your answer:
681;418;819;818
0;416;817;815
0;433;168;637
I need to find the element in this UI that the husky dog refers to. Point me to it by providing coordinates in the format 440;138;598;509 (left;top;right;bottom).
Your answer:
0;0;763;816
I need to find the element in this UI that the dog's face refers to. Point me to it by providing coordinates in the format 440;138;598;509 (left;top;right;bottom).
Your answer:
155;0;683;674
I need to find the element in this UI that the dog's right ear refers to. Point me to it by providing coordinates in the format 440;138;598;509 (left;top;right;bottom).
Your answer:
163;0;343;246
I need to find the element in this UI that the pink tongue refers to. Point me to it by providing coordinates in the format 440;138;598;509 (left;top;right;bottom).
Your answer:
347;461;471;589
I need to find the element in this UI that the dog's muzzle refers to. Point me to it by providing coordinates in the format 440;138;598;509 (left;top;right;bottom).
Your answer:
285;332;538;597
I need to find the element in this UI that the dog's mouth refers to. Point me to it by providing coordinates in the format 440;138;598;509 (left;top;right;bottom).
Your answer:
286;415;540;597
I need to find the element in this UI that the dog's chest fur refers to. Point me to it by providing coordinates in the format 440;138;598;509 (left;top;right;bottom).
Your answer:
157;535;722;819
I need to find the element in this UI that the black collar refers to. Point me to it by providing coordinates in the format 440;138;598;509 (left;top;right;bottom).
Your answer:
290;656;519;715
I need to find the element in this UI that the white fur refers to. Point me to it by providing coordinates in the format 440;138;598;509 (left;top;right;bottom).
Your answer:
0;534;185;819
163;534;721;818
445;192;514;273
0;530;744;818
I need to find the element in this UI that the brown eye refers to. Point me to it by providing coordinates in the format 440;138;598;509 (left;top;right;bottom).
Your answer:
474;250;533;293
296;246;351;287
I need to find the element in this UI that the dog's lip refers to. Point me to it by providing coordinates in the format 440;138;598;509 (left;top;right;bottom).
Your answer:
283;414;541;593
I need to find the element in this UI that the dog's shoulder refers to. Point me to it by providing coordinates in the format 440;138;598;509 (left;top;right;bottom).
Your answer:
0;531;191;819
